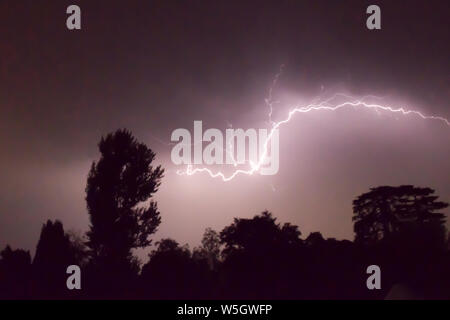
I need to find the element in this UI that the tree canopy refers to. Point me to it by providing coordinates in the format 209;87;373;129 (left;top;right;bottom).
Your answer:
353;185;448;245
85;129;164;273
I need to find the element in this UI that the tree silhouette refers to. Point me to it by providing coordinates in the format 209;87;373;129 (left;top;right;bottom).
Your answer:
352;185;448;245
85;129;164;294
220;211;302;257
219;211;303;299
1;176;449;299
66;230;89;268
140;239;209;299
32;220;78;298
352;185;449;298
193;228;221;271
304;231;326;246
0;246;31;299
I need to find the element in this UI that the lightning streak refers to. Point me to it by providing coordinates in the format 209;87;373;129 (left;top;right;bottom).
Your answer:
176;79;450;182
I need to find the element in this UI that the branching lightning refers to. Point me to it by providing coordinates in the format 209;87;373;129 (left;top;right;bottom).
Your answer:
176;70;450;182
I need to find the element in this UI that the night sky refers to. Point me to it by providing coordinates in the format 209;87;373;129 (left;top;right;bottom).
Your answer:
0;0;449;256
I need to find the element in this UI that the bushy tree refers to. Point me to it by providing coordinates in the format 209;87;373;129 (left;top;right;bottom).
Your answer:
32;220;83;298
140;239;206;299
219;211;303;299
0;246;31;299
193;228;221;270
353;185;448;245
85;129;164;291
220;211;302;258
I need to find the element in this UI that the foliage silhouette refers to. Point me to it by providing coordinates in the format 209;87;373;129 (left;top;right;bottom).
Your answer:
0;129;449;300
0;246;31;299
140;239;212;299
32;220;80;298
193;228;221;271
220;210;302;258
353;185;448;245
85;129;164;295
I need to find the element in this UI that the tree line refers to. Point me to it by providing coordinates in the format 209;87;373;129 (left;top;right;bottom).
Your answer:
0;129;449;299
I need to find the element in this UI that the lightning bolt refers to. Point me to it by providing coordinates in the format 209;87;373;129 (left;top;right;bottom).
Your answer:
176;74;450;182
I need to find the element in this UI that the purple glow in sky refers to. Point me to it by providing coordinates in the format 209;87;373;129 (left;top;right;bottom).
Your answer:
0;1;449;259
